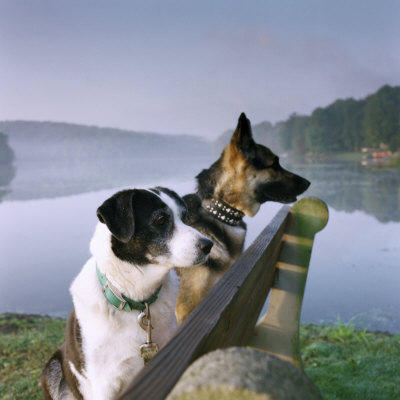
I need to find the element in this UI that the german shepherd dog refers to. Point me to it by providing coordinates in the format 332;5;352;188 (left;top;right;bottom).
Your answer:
175;113;310;324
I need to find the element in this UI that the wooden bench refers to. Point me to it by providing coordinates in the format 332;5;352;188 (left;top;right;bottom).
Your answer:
118;197;329;399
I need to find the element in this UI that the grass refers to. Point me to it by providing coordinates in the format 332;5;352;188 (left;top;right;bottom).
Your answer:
0;314;66;400
1;314;400;399
300;320;400;400
302;150;400;165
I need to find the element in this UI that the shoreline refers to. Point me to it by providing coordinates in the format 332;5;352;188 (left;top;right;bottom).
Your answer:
1;311;398;336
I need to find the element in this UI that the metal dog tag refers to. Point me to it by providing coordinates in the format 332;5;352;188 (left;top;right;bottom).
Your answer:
138;303;159;364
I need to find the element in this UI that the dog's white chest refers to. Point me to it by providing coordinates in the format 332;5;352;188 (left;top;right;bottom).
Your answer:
70;261;179;400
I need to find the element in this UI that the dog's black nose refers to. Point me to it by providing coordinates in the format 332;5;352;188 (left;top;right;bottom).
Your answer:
300;177;311;192
197;238;213;255
294;175;311;194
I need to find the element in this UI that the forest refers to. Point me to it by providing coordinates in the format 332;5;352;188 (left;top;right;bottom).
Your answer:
279;85;400;155
1;85;399;164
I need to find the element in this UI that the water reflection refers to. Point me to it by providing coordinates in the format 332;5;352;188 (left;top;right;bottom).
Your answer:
1;158;400;332
2;155;214;202
0;164;15;202
0;132;16;202
285;161;400;223
245;204;400;333
3;156;400;224
1;179;399;333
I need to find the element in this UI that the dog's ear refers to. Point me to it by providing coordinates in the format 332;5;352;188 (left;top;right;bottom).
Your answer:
96;190;135;243
231;112;256;157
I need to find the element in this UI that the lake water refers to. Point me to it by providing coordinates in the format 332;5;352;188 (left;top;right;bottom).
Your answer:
1;158;399;333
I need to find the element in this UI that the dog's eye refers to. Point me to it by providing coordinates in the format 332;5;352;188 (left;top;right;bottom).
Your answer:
253;158;267;170
154;214;168;225
267;157;280;169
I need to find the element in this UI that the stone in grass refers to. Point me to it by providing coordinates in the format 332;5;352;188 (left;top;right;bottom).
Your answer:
167;347;323;400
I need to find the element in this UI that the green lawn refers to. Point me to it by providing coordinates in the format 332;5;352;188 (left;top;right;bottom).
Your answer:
1;314;399;399
300;323;400;400
0;314;65;400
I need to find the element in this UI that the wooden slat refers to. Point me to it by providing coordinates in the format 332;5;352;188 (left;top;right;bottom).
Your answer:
249;198;329;368
119;206;291;400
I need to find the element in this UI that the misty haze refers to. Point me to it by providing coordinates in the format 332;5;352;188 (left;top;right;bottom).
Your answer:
0;111;399;333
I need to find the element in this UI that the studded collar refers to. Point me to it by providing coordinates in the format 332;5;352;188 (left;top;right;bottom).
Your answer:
201;198;245;226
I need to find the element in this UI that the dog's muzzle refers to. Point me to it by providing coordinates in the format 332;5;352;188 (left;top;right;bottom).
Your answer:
197;238;213;255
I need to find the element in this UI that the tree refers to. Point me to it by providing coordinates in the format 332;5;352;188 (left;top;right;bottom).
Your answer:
364;85;400;151
0;131;15;165
279;85;400;155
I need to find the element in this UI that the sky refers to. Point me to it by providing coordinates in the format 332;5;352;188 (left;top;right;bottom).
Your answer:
1;0;399;139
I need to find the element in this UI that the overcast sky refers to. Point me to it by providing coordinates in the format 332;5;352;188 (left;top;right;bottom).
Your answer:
1;0;399;139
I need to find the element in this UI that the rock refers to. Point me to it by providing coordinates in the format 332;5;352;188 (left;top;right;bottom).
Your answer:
167;347;323;400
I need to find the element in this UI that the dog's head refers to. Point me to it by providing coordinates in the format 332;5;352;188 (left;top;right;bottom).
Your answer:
95;188;213;268
197;113;310;216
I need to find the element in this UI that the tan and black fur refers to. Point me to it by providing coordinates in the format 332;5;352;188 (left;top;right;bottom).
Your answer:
175;113;310;324
41;310;85;399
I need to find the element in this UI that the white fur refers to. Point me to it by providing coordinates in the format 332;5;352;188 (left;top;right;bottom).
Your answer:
69;256;179;400
155;191;210;268
66;194;208;400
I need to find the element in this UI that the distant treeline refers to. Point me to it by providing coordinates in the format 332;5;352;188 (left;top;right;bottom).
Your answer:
0;131;16;198
1;84;399;163
214;120;283;154
0;131;14;165
280;85;400;154
0;121;211;162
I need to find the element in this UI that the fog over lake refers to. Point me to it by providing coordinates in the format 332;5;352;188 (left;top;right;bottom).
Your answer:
1;144;400;333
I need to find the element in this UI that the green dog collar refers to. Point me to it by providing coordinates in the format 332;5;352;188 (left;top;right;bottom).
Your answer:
96;265;162;312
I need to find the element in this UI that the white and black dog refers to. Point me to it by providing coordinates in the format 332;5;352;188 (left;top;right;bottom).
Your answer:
41;187;212;400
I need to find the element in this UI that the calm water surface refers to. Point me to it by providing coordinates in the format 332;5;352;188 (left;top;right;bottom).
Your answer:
1;160;399;333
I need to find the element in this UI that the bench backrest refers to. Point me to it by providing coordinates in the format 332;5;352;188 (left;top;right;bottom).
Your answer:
119;197;329;400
